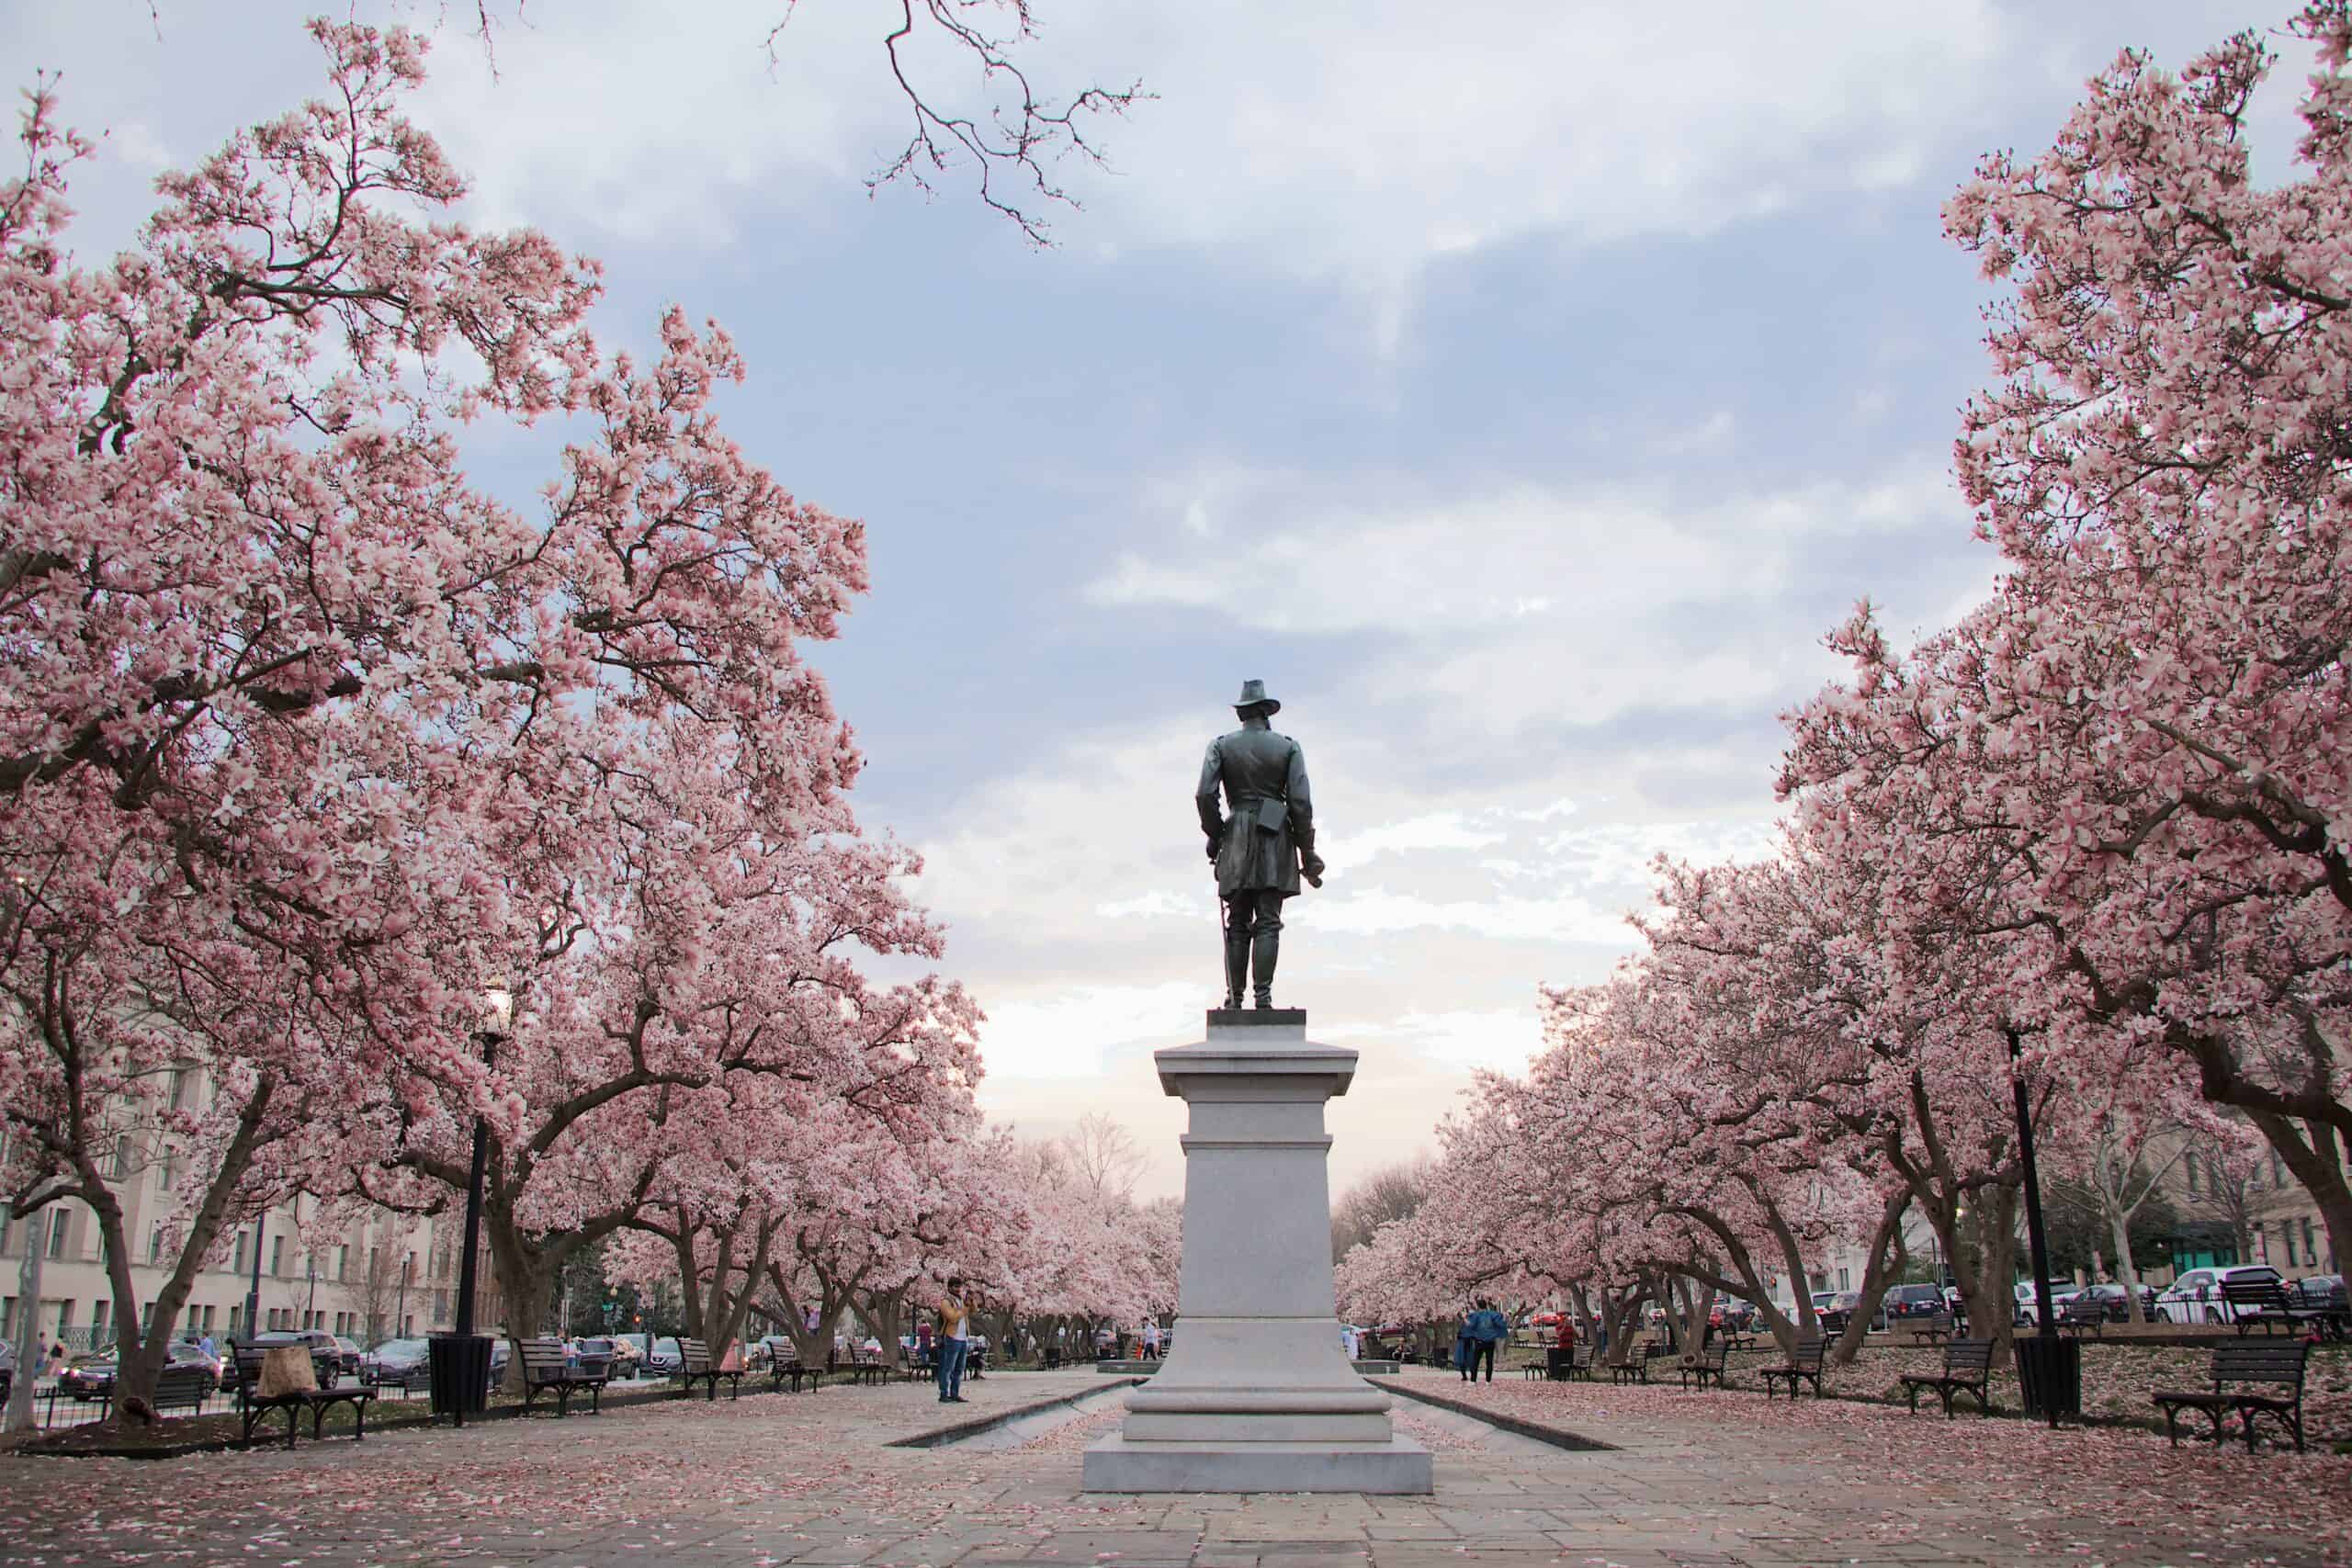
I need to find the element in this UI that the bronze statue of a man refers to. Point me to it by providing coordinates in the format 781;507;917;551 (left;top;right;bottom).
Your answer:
1196;679;1326;1010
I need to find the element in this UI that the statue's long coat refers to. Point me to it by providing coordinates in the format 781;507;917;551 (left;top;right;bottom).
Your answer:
1195;725;1316;897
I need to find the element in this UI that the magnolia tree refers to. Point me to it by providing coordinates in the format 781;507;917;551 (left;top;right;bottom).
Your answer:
0;17;982;1416
0;22;607;1416
1782;2;2352;1273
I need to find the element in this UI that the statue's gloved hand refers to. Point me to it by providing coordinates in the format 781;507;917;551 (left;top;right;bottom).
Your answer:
1205;825;1224;861
1302;852;1327;887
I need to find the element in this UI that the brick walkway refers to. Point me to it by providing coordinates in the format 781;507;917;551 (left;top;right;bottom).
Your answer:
0;1367;2341;1566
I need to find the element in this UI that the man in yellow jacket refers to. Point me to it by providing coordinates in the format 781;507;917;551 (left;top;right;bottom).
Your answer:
935;1278;971;1404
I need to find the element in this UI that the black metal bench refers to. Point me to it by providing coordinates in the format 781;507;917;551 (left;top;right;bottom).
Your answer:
149;1362;214;1417
230;1348;375;1450
2153;1340;2311;1453
519;1337;607;1416
1759;1336;1826;1399
1899;1338;1994;1417
2056;1298;2109;1338
672;1337;742;1402
1902;1314;1957;1347
766;1351;824;1393
1678;1338;1730;1390
1607;1339;1670;1385
2222;1279;2325;1337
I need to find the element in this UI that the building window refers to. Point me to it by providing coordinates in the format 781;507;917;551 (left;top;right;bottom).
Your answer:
2304;1218;2319;1268
55;1300;74;1333
92;1300;111;1339
47;1210;68;1258
232;1233;246;1275
148;1225;164;1265
269;1235;284;1276
2272;1153;2288;1186
336;1245;349;1282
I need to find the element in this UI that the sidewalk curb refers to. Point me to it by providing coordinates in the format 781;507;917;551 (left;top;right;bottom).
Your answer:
1374;1379;1614;1451
888;1377;1143;1449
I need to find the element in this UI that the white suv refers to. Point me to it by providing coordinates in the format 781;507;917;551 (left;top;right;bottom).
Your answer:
2155;1264;2283;1325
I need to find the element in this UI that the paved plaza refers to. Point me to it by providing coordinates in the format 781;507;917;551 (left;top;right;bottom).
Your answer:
2;1368;2344;1567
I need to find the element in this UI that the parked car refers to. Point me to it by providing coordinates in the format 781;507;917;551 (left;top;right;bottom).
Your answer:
1878;1283;1949;1328
168;1333;225;1379
571;1335;628;1374
2292;1274;2346;1312
2065;1282;2161;1323
329;1337;366;1377
643;1336;682;1376
54;1340;221;1402
2154;1264;2285;1325
361;1337;432;1388
248;1329;345;1382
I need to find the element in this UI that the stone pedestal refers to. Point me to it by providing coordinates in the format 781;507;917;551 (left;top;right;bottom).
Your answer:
1082;1011;1432;1495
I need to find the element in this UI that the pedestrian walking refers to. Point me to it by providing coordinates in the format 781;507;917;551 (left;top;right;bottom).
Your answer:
1142;1317;1161;1359
934;1277;972;1404
1465;1299;1509;1382
1452;1309;1474;1382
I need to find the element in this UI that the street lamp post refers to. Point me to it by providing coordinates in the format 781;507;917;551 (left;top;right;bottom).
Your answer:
431;984;510;1427
398;1255;412;1338
243;1213;266;1340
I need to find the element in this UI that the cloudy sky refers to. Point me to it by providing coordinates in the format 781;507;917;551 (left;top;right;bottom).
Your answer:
13;0;2320;1196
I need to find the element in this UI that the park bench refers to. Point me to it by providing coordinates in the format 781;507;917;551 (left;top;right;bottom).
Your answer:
1678;1337;1730;1390
671;1337;742;1402
230;1347;375;1450
1610;1338;1675;1385
2056;1298;2109;1338
1901;1314;1957;1347
1759;1336;1826;1400
1898;1338;1995;1418
766;1348;824;1393
2221;1279;2325;1337
2153;1339;2310;1452
518;1337;607;1416
148;1362;214;1417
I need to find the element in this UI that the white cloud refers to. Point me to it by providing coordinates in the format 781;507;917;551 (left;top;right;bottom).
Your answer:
232;0;2023;284
972;980;1205;1080
1087;460;1977;739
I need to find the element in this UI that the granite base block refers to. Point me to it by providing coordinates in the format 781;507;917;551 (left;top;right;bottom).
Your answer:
1080;1433;1434;1495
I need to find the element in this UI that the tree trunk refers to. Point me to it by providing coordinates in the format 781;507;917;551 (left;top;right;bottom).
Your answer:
2248;1110;2352;1285
6;1202;50;1434
483;1214;559;1394
1831;1190;1907;1366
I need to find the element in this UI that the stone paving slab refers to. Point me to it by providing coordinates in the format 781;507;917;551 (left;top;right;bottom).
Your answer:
0;1366;2343;1567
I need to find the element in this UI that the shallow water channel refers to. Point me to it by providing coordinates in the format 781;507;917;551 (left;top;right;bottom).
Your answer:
913;1380;1573;1458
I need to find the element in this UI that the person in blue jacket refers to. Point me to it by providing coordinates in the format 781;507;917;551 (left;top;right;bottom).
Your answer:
1464;1299;1510;1382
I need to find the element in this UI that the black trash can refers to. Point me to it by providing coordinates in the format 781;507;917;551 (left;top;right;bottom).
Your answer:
2013;1334;2080;1422
427;1332;493;1421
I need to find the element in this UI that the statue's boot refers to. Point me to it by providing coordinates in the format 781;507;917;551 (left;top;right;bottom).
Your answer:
1251;927;1279;1009
1223;922;1250;1010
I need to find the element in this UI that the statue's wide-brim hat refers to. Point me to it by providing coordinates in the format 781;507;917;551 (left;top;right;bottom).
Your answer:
1232;678;1280;715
